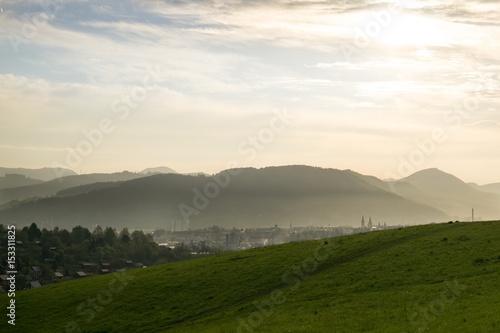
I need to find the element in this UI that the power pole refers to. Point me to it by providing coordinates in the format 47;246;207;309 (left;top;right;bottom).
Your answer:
472;208;474;222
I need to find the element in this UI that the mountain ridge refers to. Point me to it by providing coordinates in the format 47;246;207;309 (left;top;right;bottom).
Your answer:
0;165;497;229
0;165;448;229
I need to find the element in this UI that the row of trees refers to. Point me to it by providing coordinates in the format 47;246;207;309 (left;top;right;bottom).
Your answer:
0;223;221;289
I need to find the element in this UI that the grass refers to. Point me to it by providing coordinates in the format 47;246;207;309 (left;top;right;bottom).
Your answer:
2;221;500;332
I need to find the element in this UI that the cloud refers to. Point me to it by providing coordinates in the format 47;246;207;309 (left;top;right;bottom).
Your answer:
0;144;67;153
0;0;498;182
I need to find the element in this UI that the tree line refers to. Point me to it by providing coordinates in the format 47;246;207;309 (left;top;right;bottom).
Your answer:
0;223;222;289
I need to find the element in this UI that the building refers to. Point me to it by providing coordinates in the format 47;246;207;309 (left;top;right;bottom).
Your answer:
74;271;87;278
226;232;240;250
53;272;64;281
361;216;365;228
30;266;42;280
100;263;111;274
80;262;96;273
367;217;373;230
0;275;9;291
28;281;42;289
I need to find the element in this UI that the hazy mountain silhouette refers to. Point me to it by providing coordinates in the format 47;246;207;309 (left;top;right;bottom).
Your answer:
0;174;44;190
390;168;500;220
481;183;500;195
0;167;76;181
0;165;448;229
140;166;178;175
0;171;146;205
139;166;208;177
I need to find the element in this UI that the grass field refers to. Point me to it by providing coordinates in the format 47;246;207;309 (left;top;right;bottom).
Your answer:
2;221;500;332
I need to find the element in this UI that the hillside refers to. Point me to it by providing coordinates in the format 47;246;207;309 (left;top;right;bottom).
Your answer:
481;182;500;195
0;174;44;190
0;166;447;229
391;168;500;220
0;167;76;181
140;166;178;175
0;171;146;205
2;221;500;332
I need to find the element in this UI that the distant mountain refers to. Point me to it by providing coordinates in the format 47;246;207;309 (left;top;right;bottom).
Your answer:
140;166;177;175
0;174;44;190
402;168;472;193
140;166;209;177
0;171;146;205
390;168;500;220
183;172;210;177
481;183;500;195
0;165;447;230
0;167;76;181
55;181;123;198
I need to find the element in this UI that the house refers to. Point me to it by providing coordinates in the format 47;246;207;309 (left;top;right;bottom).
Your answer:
28;281;42;289
0;275;9;291
80;262;96;272
98;262;111;274
30;266;42;280
74;271;87;278
53;272;64;281
125;260;134;267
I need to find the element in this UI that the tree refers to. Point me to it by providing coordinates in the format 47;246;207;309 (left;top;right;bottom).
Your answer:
58;229;72;246
119;228;131;243
103;227;117;246
131;230;147;244
91;225;105;248
92;225;103;237
28;223;42;241
71;226;91;244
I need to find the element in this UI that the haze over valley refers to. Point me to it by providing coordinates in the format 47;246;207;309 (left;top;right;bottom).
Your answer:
0;165;498;230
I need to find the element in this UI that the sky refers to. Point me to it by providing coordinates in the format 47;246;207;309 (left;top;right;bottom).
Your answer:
0;0;499;184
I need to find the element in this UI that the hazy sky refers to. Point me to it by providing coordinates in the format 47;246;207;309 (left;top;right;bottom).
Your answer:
1;0;499;184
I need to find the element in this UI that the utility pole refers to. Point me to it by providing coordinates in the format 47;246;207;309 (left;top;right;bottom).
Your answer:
472;208;474;222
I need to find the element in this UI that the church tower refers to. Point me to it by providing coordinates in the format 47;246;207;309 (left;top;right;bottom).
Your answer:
361;215;365;228
368;217;373;230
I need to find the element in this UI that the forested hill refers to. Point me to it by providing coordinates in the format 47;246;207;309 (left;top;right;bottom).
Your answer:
0;166;447;229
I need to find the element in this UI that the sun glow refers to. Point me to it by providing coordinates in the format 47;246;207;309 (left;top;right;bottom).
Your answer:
379;14;451;47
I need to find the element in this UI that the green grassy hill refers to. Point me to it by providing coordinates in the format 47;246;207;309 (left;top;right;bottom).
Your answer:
2;221;500;332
